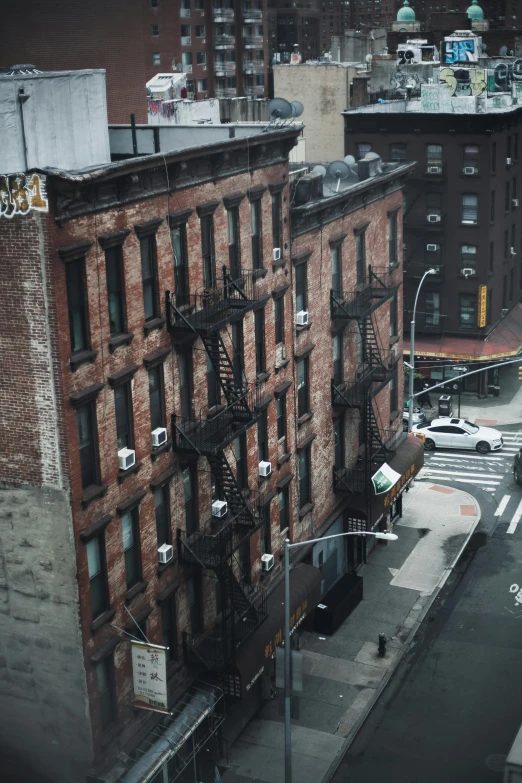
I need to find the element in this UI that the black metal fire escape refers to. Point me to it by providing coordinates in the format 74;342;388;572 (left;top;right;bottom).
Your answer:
331;266;398;513
166;268;267;694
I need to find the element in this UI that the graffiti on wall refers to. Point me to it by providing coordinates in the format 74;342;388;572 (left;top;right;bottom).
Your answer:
488;59;522;93
440;67;486;96
444;38;478;63
0;172;48;218
391;70;426;92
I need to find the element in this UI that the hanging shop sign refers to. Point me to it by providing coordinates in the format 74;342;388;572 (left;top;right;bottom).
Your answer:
478;285;487;328
131;640;169;712
371;463;402;495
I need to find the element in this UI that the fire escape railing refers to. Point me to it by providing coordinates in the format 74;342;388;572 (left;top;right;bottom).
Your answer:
330;266;397;321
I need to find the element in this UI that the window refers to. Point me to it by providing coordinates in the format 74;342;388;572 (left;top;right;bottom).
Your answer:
503;275;507;308
105;246;125;336
492;141;496;173
76;403;98;489
274;294;284;345
505;229;509;260
459;294;476;329
508;135;512;160
188;574;203;635
181;23;191;37
513;178;517;203
114;383;134;450
151;23;159;35
201;215;215;288
489;241;494;274
152;52;161;65
426;192;442;220
506;181;511;213
389;143;407;162
390;292;398;337
183;465;198;534
66;258;89;353
333;333;343;386
232;320;245;388
122;510;141;590
356;230;365;284
512;223;516;251
96;655;117;731
251;199;262;270
197;51;207;65
389;365;398;413
357;143;371;158
148;366;165;432
462;194;478;224
207;351;220;409
331;245;342;297
490;190;495;223
227;207;241;278
515;134;519;161
333;417;344;472
178;351;193;419
487;288;493;325
257;409;268;463
196;24;206;36
272;192;282;249
277;394;287;442
140;235;158;321
463;144;479;171
161;596;178;661
151;0;158;6
154;485;171;546
297;357;309;418
298;446;311;508
388;212;398;267
255;308;266;376
171;224;189;307
461;245;477;274
197;78;207;92
278;487;289;532
86;535;108;619
510;268;514;301
426;292;440;326
235;433;248;489
295;263;307;313
426;144;442;171
260;504;271;556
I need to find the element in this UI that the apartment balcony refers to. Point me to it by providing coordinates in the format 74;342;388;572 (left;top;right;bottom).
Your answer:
214;33;236;47
244;85;265;96
243;8;263;20
243;61;264;74
215;62;236;76
330;267;397;321
333;432;397;495
331;373;372;409
213;7;235;21
243;35;264;48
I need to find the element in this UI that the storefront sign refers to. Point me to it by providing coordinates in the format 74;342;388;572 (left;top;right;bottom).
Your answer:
131;641;168;711
478;285;487;328
371;463;402;495
383;462;416;508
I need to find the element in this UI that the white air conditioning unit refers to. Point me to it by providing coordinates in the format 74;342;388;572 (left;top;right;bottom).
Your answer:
507;157;512;165
261;553;275;571
202;65;207;70
511;247;517;256
212;500;228;518
463;166;477;175
158;544;174;564
152;427;168;447
186;37;192;44
273;247;281;261
427;214;441;222
428;166;442;174
202;38;206;43
259;460;272;478
118;448;136;471
296;310;309;326
426;243;438;251
513;199;519;207
275;343;287;368
461;267;475;276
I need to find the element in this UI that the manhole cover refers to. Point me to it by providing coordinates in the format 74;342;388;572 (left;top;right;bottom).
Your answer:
486;754;507;772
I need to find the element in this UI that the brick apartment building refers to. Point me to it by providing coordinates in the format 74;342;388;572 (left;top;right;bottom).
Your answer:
0;67;422;783
2;0;269;123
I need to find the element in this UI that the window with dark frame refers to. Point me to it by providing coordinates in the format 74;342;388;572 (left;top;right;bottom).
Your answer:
178;351;193;419
426;291;440;326
255;308;266;376
295;263;307;313
333;418;344;472
161;596;178;662
513;178;517;203
426;192;442;219
148;366;165;432
492;141;497;173
105;246;125;336
172;224;189;307
114;383;134;451
459;294;476;329
463;144;479;171
390;292;398;337
510;268;514;301
188;574;203;635
86;535;109;619
235;433;248;489
389;143;407;162
298;446;311;508
151;0;158;6
207;351;220;409
201;215;215;289
279;486;289;531
488;288;493;323
183;465;198;534
66;258;89;353
232;320;245;388
297;357;310;418
333;333;343;386
390;365;398;413
140;235;159;321
508;135;512;160
271;192;282;250
227;207;241;279
154;485;171;546
277;394;287;443
151;23;159;35
490;190;495;222
505;229;509;260
260;504;271;555
489;241;494;273
388;211;398;267
505;181;511;213
257;409;268;463
331;245;342;297
76;403;99;489
512;223;516;251
274;294;284;345
426;144;443;170
152;53;161;65
425;243;441;272
515;134;519;161
356;230;365;284
462;194;478;223
461;245;477;274
121;509;141;590
96;655;117;731
503;275;507;308
251;199;262;270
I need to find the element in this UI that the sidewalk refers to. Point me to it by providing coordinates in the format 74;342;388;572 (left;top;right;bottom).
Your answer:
221;480;481;783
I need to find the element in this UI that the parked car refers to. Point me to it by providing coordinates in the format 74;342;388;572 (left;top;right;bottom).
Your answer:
412;418;504;453
514;448;522;485
403;403;426;431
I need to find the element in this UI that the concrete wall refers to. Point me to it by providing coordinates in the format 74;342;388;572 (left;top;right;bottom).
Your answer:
147;98;221;126
273;64;357;162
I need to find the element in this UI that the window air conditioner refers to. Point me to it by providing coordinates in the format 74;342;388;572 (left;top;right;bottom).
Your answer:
511;247;517;256
186;37;192;44
296;310;309;326
461;267;475;276
118;448;136;471
259;460;272;477
152;427;168;447
212;500;228;518
507;157;512;165
428;166;441;174
158;544;174;564
273;247;281;261
426;243;438;251
261;553;275;571
513;199;519;207
427;214;441;222
202;65;207;70
202;38;206;43
463;166;476;175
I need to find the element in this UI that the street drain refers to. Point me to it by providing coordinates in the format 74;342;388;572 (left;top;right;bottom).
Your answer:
485;754;507;772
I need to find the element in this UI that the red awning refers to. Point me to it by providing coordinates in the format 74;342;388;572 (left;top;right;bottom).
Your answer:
404;302;522;361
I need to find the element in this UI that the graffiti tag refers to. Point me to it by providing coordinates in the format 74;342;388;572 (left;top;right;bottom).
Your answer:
0;172;48;218
444;39;477;64
490;59;522;92
440;67;486;96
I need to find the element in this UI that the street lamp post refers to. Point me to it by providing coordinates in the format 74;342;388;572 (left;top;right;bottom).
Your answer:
283;530;398;783
408;268;437;433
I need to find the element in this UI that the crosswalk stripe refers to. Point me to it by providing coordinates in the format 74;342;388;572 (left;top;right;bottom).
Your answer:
453;478;501;486
426;454;505;462
420;468;503;479
495;495;511;516
507;499;522;534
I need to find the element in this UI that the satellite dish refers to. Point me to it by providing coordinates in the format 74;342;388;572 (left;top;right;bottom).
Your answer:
268;97;293;120
344;155;356;166
328;160;350;192
365;53;373;62
312;164;327;176
499;45;508;56
364;151;380;160
290;100;304;118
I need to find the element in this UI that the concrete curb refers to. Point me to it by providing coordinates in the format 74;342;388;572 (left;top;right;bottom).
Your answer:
321;486;482;783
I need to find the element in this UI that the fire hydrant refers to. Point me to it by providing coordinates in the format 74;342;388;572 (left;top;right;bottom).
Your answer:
378;633;387;657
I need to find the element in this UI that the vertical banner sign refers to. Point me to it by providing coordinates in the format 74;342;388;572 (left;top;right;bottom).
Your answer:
478;285;487;328
131;641;169;711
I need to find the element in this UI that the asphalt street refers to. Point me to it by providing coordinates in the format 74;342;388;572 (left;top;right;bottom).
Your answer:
331;428;522;783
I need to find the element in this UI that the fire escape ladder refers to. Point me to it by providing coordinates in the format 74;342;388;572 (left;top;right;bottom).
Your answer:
361;314;389;378
208;452;257;528
203;331;252;417
221;564;259;624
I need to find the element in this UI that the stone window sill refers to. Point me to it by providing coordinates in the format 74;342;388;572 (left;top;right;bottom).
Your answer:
108;333;134;353
151;441;172;460
298;502;314;519
272;258;285;271
253;268;268;279
277;452;292;467
275;359;289;373
296;323;311;334
144;317;165;336
70;349;97;371
389;335;400;347
297;412;313;426
390;410;400;422
90;608;116;633
118;460;142;484
125;580;149;604
157;557;177;578
81;484;108;508
256;371;270;384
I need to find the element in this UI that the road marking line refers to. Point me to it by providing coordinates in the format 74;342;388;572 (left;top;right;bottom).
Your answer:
495;495;511;517
507;499;522;534
421;468;503;479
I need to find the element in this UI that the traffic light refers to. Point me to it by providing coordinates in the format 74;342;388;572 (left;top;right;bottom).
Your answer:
519;365;522;382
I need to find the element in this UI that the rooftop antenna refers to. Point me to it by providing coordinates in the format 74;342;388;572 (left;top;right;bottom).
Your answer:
328;159;350;192
268;97;293;123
